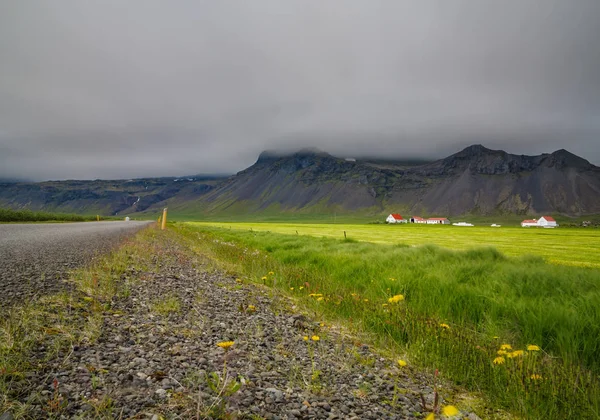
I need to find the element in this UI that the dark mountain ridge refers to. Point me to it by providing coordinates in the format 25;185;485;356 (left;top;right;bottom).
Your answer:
1;145;599;217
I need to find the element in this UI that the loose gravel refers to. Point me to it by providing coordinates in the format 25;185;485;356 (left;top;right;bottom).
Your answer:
0;221;151;307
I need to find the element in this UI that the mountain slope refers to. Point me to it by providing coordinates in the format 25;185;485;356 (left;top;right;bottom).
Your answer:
2;145;599;217
169;145;600;217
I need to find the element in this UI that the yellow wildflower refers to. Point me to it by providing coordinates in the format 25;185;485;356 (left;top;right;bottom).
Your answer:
425;413;435;420
442;405;459;417
216;341;234;350
363;299;369;302
303;336;309;341
388;294;405;303
268;271;274;275
439;323;450;329
493;357;506;365
247;305;256;312
397;359;407;367
309;293;323;297
497;350;507;356
317;297;324;301
261;276;267;281
527;344;540;351
320;323;325;327
499;344;512;351
290;287;294;291
530;374;543;380
508;350;524;358
299;286;304;290
235;278;242;283
311;335;320;341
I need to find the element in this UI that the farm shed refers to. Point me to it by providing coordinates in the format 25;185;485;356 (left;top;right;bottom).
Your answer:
427;218;451;225
538;216;558;227
521;219;538;227
410;216;426;224
386;213;406;224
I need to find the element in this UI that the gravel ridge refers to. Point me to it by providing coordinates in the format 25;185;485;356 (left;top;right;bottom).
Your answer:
6;232;478;419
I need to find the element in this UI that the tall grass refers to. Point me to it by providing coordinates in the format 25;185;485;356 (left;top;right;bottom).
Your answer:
0;208;103;222
178;223;600;419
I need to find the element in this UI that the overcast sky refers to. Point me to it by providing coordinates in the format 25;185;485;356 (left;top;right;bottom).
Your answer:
1;1;599;180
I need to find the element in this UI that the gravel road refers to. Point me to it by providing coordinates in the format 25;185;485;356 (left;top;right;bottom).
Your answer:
0;221;151;308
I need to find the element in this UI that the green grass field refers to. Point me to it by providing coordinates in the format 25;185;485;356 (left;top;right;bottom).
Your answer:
180;222;600;419
190;222;600;268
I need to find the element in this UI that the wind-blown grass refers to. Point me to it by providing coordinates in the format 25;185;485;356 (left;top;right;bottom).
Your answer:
179;223;600;419
193;222;600;268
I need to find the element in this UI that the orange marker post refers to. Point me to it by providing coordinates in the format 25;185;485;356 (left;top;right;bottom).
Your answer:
161;208;167;230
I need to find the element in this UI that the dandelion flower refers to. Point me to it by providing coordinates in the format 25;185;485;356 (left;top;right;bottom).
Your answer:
299;286;304;290
247;305;256;312
261;276;267;281
440;323;450;330
317;297;324;301
290;287;294;291
527;344;540;351
499;344;512;351
311;335;320;341
530;374;543;380
497;349;507;356
216;341;234;350
425;413;435;420
268;271;274;275
508;350;524;358
303;336;309;341
442;405;459;417
363;299;369;302
235;278;242;283
388;294;405;304
493;357;506;365
397;359;407;367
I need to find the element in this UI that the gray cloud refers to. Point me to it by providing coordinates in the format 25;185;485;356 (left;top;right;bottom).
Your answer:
1;0;599;180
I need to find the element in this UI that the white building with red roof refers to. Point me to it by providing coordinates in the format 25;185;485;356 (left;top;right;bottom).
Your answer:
386;213;406;224
538;216;558;227
521;217;558;227
410;216;427;224
426;217;451;225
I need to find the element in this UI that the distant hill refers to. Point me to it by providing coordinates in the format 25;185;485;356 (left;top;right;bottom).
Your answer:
2;145;599;217
0;176;225;216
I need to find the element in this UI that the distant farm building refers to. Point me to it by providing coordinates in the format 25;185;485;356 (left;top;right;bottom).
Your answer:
521;217;559;228
538;216;558;227
386;213;406;224
427;217;451;225
410;216;426;224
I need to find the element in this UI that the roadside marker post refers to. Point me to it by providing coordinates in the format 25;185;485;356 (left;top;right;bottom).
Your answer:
161;208;167;230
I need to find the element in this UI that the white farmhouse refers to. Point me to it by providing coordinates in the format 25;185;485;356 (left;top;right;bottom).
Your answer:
426;217;451;225
538;216;558;228
386;213;406;224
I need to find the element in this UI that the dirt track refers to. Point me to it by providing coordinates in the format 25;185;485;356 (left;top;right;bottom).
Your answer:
0;221;151;308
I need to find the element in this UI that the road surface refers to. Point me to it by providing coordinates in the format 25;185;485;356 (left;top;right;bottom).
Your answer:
0;221;151;308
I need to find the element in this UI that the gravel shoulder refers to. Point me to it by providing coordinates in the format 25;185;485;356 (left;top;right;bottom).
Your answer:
1;228;480;419
0;221;151;307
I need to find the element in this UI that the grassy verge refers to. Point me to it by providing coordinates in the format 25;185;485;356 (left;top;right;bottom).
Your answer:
0;208;108;223
0;227;164;417
177;222;600;419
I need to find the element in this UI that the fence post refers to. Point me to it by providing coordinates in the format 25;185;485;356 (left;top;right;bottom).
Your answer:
344;231;347;239
161;208;167;230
